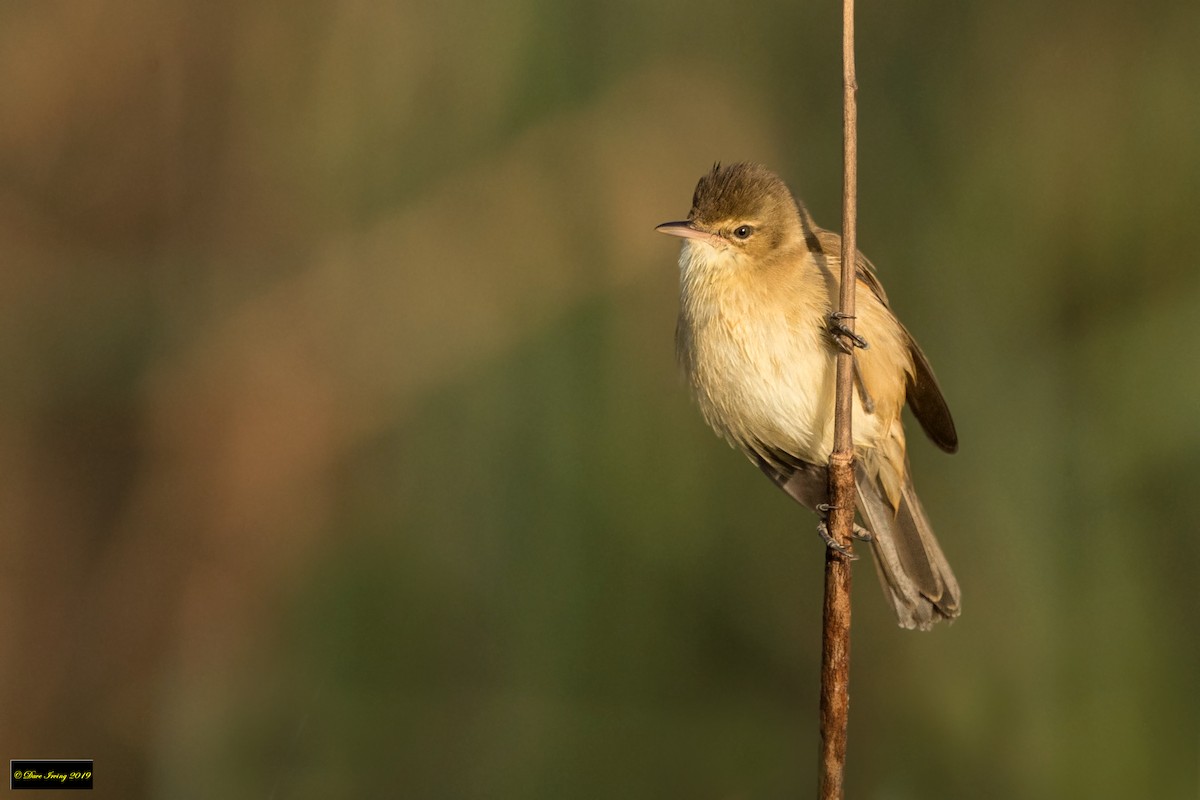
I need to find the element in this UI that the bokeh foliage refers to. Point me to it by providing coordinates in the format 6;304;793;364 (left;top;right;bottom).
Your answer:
1;1;1198;797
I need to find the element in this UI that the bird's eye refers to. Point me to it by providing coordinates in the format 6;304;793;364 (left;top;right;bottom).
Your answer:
732;225;754;240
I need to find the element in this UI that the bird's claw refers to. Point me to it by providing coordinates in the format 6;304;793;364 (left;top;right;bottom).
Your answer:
817;520;857;558
827;312;869;354
815;504;873;556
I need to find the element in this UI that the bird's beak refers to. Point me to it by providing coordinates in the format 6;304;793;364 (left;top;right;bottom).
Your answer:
655;220;718;244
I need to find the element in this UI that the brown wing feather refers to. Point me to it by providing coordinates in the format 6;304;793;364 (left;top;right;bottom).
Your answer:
812;228;890;306
811;226;957;453
904;331;958;453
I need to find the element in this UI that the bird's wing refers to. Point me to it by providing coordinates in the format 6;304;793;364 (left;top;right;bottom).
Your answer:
902;329;958;453
811;227;957;453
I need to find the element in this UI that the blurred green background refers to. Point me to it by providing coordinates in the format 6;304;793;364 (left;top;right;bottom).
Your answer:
2;1;1198;797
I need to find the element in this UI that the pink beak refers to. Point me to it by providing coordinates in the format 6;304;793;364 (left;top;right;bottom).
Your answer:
655;220;718;244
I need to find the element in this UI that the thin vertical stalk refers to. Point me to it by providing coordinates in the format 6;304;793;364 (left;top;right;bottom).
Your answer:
818;0;858;796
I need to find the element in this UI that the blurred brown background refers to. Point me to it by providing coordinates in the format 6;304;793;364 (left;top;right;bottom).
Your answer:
2;1;1198;797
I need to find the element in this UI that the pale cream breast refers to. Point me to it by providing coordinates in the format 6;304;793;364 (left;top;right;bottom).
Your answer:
676;241;898;465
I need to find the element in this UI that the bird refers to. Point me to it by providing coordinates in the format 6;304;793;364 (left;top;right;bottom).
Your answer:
657;162;960;630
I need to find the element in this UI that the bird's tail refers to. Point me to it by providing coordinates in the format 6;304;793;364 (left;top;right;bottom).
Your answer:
856;466;960;630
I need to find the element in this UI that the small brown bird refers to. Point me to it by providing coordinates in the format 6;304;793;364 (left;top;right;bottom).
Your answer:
657;162;960;630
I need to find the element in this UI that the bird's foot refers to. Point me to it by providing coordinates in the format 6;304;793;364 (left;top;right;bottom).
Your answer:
816;520;856;558
827;312;869;354
815;503;873;558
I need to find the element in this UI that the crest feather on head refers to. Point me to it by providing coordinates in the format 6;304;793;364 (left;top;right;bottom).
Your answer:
690;162;802;226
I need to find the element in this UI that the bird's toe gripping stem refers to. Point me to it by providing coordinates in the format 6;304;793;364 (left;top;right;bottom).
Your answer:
827;312;869;354
815;502;873;558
